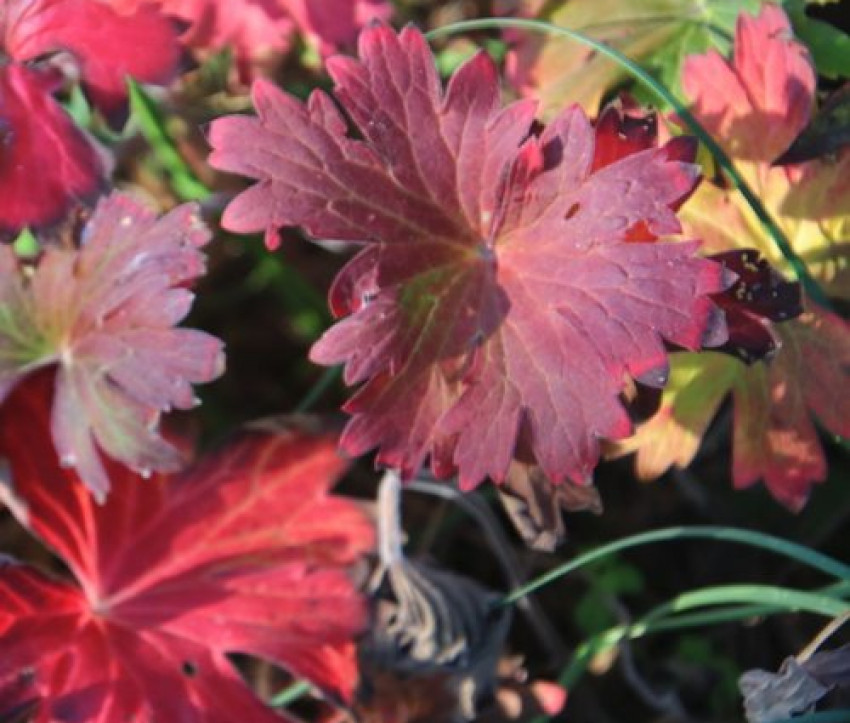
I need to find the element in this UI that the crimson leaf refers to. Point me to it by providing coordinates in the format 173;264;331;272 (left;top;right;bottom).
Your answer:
0;371;374;722
0;65;104;237
0;0;180;235
209;24;728;490
2;0;181;114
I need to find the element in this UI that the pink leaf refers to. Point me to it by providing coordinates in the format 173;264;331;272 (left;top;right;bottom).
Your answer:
0;373;374;722
0;193;224;499
209;25;727;490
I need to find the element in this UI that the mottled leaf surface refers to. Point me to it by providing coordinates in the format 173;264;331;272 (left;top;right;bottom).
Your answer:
209;25;727;491
0;193;224;499
0;373;373;722
616;5;850;509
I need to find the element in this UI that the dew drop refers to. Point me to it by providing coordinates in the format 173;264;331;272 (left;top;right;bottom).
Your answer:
59;454;77;468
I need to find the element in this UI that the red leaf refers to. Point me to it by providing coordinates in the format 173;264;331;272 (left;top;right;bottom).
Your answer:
0;193;224;500
0;0;180;234
0;65;104;236
2;0;181;113
0;373;374;722
209;25;727;490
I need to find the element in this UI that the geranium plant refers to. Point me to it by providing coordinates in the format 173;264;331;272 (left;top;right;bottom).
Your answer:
2;1;849;721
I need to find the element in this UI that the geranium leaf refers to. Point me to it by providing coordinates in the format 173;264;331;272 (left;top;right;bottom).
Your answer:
2;0;181;114
709;249;803;363
0;66;104;238
0;193;224;500
681;3;815;164
617;5;850;509
209;24;728;492
0;0;181;235
0;372;374;722
503;0;762;116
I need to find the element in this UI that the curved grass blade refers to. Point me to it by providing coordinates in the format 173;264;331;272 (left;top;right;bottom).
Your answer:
500;526;850;606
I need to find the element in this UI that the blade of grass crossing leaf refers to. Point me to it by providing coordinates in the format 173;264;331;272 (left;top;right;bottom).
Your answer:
426;18;830;308
295;365;342;413
268;680;312;708
500;526;850;606
127;78;211;202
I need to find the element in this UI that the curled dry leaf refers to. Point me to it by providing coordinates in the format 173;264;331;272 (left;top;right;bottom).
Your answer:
740;644;850;723
0;193;224;499
209;24;729;494
0;371;374;722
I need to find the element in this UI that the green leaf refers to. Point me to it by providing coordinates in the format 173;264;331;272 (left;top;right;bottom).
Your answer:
785;0;850;78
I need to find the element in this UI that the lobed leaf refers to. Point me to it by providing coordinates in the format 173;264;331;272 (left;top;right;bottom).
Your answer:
0;372;374;722
2;0;181;113
0;65;104;238
616;4;850;509
0;193;224;499
0;0;181;234
210;24;728;492
127;0;392;80
501;0;763;116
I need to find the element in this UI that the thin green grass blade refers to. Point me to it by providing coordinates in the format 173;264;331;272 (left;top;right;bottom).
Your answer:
426;17;829;307
127;78;211;202
501;526;850;606
268;680;312;708
534;583;850;722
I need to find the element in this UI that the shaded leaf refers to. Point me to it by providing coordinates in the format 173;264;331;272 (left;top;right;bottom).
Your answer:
0;193;224;499
775;83;850;165
0;372;374;722
709;249;803;363
209;24;728;492
741;644;850;723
